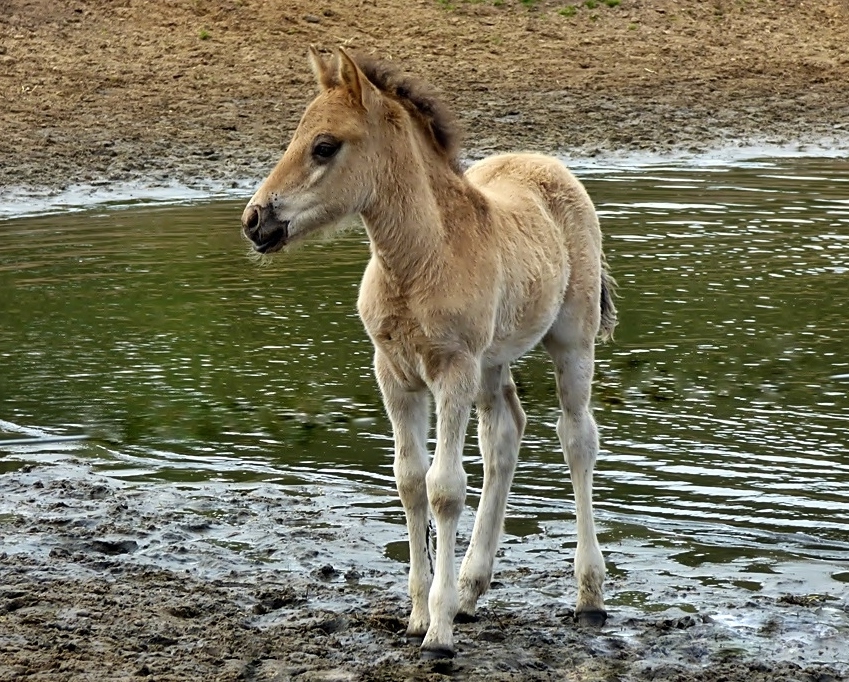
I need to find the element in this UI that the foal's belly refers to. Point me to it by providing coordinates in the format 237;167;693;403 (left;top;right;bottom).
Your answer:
483;300;561;367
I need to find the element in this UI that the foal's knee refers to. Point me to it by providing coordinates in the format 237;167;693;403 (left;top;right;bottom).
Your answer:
484;449;518;482
483;424;519;481
558;411;598;461
425;466;466;518
395;454;428;506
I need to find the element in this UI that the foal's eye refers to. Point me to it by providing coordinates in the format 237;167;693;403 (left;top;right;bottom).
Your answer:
312;139;341;162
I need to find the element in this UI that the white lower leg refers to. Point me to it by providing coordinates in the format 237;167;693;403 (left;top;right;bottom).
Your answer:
559;411;606;617
395;453;432;637
458;377;524;615
375;354;433;638
421;371;475;657
422;452;466;654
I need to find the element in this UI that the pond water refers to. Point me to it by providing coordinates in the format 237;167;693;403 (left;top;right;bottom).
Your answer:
2;157;848;608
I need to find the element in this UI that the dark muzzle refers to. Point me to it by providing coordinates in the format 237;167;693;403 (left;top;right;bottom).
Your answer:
241;204;289;254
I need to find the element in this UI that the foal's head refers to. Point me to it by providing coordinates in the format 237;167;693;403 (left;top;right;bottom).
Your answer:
241;47;460;254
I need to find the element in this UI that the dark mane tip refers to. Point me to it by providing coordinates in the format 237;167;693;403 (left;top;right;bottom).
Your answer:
347;52;463;173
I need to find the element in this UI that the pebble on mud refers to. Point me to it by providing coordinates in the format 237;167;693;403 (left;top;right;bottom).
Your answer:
316;564;338;580
254;587;305;614
88;539;139;555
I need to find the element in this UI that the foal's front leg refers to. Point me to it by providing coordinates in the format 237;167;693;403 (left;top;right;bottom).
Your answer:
374;352;432;641
421;354;478;659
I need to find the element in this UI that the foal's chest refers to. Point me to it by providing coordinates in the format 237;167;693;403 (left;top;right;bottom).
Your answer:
357;267;431;387
360;306;432;388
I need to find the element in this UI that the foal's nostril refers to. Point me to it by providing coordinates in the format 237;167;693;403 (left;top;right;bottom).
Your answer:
243;205;260;233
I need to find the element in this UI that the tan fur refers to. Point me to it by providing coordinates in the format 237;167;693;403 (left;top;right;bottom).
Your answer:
241;48;617;658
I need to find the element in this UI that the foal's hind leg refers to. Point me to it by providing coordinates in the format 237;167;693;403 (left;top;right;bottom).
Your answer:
457;364;525;619
374;351;433;641
543;315;607;627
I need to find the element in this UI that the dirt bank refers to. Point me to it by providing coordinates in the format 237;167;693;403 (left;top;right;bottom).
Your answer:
1;0;848;195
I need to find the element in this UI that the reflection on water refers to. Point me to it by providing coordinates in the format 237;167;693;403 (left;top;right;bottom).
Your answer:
1;157;848;591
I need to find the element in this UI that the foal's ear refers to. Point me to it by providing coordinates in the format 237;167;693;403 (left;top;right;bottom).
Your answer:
337;47;380;110
309;45;334;90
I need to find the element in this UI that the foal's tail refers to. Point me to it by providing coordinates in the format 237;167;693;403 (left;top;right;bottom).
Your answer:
598;255;618;343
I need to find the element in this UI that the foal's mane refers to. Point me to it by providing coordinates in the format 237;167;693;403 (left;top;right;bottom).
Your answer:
332;52;463;175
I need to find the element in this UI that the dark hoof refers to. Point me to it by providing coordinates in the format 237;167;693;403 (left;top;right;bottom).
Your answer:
420;646;455;660
406;633;424;646
454;611;478;624
576;608;608;628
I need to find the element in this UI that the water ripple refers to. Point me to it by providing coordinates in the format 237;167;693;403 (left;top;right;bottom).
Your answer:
1;159;848;573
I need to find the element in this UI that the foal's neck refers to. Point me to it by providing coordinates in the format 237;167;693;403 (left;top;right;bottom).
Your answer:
360;129;476;286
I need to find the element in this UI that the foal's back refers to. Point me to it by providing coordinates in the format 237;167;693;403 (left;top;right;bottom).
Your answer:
465;152;604;365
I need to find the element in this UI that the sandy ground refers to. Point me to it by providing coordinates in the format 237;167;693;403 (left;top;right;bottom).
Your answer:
1;0;848;194
2;1;849;679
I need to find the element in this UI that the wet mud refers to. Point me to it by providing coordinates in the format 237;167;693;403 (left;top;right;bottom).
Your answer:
1;462;846;681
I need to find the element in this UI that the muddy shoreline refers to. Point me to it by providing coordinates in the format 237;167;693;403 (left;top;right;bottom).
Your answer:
2;83;848;213
1;458;847;681
3;85;848;204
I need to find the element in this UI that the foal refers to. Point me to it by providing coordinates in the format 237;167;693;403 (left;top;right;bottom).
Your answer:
241;48;617;659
